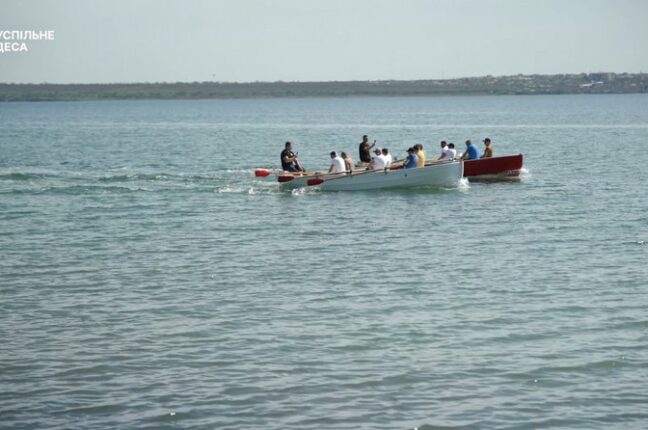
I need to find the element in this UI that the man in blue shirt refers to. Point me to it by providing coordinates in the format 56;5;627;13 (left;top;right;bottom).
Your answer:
460;139;480;160
404;147;419;168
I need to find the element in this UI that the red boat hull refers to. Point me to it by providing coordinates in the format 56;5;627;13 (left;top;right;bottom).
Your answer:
463;154;523;178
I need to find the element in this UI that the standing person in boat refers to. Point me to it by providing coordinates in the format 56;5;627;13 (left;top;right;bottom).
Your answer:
328;151;346;174
437;141;449;160
340;152;353;173
447;143;457;159
415;144;426;167
460;139;480;160
280;141;304;172
382;147;393;167
404;147;419;168
480;138;493;158
368;148;387;170
358;135;376;164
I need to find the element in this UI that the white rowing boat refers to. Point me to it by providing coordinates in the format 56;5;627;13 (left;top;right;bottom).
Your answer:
277;171;351;189
307;160;463;191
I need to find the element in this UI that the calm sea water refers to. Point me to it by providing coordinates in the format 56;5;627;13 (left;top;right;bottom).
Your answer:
1;94;647;430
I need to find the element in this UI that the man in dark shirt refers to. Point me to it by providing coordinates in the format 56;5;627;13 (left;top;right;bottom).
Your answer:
280;141;304;172
358;135;376;163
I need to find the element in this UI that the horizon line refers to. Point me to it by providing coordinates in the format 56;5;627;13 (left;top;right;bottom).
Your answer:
1;71;645;86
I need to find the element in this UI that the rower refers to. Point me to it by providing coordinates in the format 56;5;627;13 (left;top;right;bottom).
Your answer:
340;152;353;173
358;135;376;163
414;144;426;167
328;151;346;174
480;138;493;158
460;140;480;160
382;148;393;167
438;141;449;160
404;147;418;168
280;141;304;172
368;148;387;170
447;143;457;159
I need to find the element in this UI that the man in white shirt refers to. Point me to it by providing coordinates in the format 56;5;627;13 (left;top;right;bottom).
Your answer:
446;143;457;159
382;148;393;167
438;141;449;160
369;148;387;170
328;151;346;174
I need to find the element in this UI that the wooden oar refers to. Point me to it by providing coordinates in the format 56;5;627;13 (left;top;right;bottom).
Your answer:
424;158;456;167
307;178;325;186
277;170;329;183
256;168;312;177
306;156;444;187
278;175;296;183
306;166;390;186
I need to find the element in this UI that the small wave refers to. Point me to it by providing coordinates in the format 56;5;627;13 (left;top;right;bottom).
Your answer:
38;185;150;195
0;172;56;181
99;172;217;183
217;186;274;194
225;168;257;174
217;186;244;193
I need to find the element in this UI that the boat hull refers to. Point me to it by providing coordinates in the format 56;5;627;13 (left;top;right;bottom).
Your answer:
318;161;463;191
463;154;523;178
278;172;346;189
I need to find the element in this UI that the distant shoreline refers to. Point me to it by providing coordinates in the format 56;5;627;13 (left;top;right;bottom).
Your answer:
1;72;647;102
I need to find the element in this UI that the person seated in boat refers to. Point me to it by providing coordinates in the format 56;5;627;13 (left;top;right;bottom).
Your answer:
480;138;493;158
447;143;457;159
382;147;393;167
358;135;376;164
460;139;480;160
328;151;346;174
340;151;353;173
415;144;426;167
368;148;387;170
437;141;449;160
404;147;419;168
281;141;304;172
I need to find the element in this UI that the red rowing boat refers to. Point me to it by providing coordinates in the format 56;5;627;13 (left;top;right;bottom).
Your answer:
463;154;524;178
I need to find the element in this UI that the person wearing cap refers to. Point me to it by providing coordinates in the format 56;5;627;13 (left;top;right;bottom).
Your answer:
414;144;426;167
480;138;493;158
460;139;480;160
404;147;419;169
328;151;346;174
368;148;387;170
358;135;376;163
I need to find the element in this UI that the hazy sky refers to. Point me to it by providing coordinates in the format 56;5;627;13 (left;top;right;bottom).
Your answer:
1;0;647;83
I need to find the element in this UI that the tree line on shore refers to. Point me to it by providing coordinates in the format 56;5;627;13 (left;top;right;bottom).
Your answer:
1;73;647;101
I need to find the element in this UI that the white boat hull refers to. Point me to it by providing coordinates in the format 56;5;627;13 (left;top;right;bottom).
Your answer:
318;161;463;191
279;172;347;189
